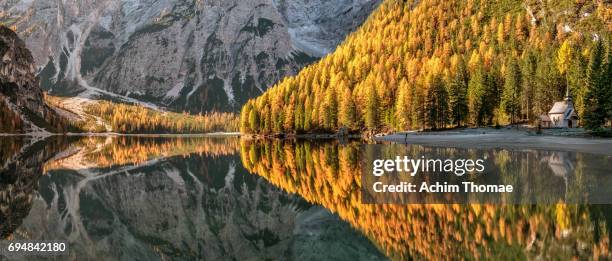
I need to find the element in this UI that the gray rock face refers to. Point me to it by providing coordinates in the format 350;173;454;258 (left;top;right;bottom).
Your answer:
274;0;378;57
1;0;380;112
0;26;64;133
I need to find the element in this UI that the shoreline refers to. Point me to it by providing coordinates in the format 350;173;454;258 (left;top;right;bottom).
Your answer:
3;128;611;156
378;129;612;156
0;132;242;138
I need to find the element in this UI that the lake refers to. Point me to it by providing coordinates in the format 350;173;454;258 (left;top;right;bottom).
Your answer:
1;136;611;260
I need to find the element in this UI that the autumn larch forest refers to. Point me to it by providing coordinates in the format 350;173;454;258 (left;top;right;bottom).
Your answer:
43;95;239;134
239;0;612;135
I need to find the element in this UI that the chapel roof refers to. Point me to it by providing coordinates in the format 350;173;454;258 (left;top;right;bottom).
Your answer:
564;108;578;119
549;101;570;114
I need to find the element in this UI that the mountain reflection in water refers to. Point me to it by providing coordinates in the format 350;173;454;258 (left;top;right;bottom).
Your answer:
0;136;610;260
1;136;384;260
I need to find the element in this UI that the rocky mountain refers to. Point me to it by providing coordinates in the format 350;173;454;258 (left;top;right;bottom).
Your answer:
1;0;381;112
0;26;68;133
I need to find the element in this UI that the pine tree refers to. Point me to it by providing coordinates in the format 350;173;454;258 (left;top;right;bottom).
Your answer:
304;97;312;131
240;103;252;133
534;53;564;118
324;86;338;130
284;95;296;132
410;83;423;130
485;70;500;125
605;37;612;126
294;99;304;132
501;58;521;125
264;107;273;134
468;66;486;126
449;57;468;127
425;74;448;130
521;50;537;120
566;48;588;118
339;87;357;130
365;83;379;130
583;40;605;130
394;79;411;130
249;108;260;133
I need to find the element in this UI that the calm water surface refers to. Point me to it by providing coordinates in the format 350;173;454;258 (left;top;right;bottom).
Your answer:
0;136;610;260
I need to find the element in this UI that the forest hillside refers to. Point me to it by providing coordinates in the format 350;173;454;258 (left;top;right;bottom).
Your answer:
240;0;611;134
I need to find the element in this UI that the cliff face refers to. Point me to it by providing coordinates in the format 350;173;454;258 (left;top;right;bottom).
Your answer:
0;26;65;133
1;0;380;112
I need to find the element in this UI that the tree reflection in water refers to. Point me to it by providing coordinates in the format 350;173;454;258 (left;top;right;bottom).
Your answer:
240;139;611;260
1;137;610;260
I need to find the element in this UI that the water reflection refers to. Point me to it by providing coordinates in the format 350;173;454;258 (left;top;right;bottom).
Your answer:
545;152;576;202
43;136;241;172
1;137;73;239
240;139;611;260
359;145;610;204
0;137;384;260
1;136;610;260
546;151;576;177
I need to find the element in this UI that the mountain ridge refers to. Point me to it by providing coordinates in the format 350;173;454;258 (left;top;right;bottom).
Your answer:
1;0;381;112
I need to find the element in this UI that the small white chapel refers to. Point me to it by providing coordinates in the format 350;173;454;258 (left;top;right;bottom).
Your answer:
539;87;579;128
